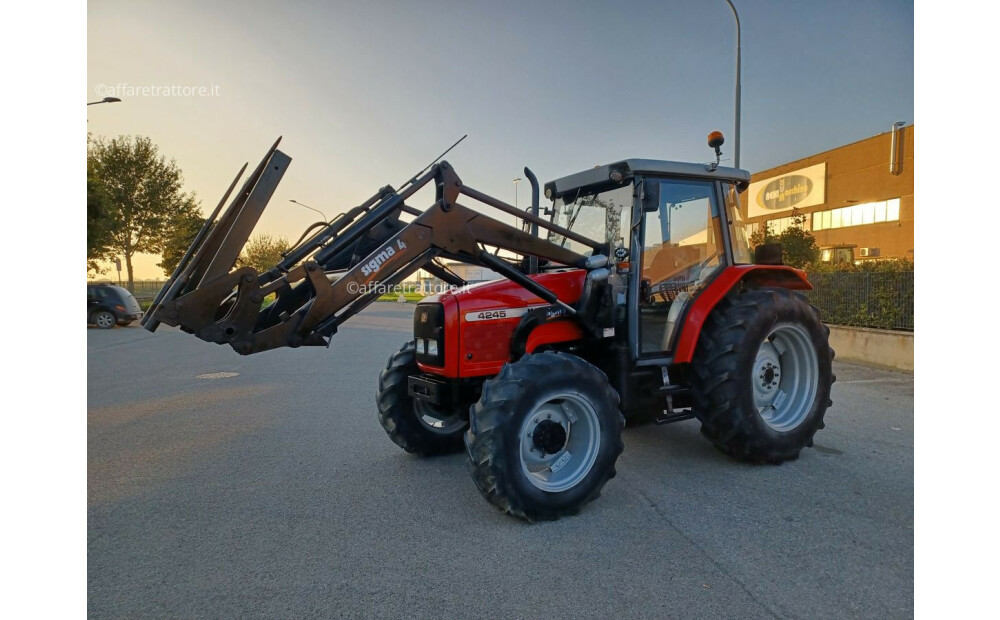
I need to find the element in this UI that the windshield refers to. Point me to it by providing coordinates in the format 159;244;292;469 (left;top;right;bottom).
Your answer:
548;184;632;255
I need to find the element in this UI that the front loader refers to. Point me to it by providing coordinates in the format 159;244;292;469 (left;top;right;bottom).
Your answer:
144;133;834;521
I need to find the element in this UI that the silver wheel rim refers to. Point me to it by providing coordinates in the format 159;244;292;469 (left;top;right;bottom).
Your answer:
518;393;601;492
752;323;819;432
413;400;466;435
96;313;114;328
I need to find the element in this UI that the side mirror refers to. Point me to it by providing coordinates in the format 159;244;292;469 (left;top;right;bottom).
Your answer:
754;243;783;265
642;179;660;212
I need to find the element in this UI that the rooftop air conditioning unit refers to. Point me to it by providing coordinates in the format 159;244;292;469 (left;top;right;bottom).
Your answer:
859;248;880;258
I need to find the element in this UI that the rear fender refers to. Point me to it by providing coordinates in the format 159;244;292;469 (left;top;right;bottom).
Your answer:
672;265;811;363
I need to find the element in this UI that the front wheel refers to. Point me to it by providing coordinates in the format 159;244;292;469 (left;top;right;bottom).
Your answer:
466;351;624;521
691;288;835;464
376;342;467;456
93;310;115;329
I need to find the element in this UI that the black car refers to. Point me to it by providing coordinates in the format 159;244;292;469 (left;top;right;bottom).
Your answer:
87;284;143;329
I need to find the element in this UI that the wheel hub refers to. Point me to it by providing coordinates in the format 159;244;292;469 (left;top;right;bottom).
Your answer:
753;346;782;406
518;394;601;493
760;362;780;389
531;419;567;455
750;324;820;432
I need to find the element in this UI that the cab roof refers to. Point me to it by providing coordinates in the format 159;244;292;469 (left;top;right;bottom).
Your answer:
544;159;751;200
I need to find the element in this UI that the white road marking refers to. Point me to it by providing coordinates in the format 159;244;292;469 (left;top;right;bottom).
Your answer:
196;372;239;380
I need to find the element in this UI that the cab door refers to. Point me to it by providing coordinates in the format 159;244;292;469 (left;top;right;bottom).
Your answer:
631;178;726;358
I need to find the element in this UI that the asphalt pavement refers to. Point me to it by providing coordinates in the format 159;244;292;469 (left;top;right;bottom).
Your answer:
88;303;913;619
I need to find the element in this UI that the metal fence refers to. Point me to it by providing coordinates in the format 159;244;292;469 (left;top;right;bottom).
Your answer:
128;280;168;300
804;271;914;331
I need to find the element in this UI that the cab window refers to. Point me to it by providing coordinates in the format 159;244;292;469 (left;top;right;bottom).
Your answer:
638;179;723;355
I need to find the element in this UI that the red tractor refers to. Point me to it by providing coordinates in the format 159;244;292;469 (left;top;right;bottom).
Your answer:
145;133;834;521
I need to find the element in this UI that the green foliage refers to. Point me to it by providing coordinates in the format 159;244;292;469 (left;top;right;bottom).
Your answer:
157;198;207;276
87;135;201;289
377;292;426;303
87;156;112;275
750;210;819;268
805;257;913;273
778;211;820;268
748;220;773;249
237;233;291;274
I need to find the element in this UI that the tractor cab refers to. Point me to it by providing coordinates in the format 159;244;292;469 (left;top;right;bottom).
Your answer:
543;158;752;361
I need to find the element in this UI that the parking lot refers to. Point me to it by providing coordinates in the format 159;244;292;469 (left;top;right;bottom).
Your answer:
88;302;913;619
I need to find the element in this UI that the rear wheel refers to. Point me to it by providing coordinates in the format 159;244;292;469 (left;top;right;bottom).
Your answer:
691;288;834;463
466;351;624;521
376;342;467;456
93;310;115;329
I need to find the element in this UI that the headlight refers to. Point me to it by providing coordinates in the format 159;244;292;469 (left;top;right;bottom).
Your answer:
426;340;438;356
415;338;426;354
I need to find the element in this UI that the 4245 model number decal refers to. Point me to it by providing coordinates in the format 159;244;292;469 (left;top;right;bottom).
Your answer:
463;305;546;322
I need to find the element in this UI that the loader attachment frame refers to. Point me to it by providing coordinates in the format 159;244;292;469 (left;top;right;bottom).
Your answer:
143;139;606;355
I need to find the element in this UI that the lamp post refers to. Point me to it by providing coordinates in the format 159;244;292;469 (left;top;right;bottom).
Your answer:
724;0;742;169
513;177;522;209
289;199;328;222
87;97;121;106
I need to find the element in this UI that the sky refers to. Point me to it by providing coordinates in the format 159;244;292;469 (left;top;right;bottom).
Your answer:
87;0;914;280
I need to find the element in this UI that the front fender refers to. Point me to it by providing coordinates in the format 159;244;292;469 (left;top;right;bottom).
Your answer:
672;265;811;364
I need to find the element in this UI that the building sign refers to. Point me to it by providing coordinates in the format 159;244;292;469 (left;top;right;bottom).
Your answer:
747;163;826;219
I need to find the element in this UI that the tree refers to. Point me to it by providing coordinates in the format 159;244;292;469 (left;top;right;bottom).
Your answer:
87;135;201;290
749;209;819;268
87;156;112;275
237;233;290;274
748;220;774;250
157;197;207;276
778;210;820;268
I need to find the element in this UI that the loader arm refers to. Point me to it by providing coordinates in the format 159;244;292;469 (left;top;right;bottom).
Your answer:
143;139;606;355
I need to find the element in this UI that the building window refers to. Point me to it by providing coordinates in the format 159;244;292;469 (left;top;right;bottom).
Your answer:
812;198;900;231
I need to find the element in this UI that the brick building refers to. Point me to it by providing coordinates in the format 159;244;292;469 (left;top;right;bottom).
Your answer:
742;124;914;263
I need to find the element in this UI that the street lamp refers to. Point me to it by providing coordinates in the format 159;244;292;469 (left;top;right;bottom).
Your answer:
289;199;328;222
724;0;742;169
513;177;522;209
87;97;121;106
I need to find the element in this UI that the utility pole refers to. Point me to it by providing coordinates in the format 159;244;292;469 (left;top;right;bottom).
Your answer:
725;0;742;169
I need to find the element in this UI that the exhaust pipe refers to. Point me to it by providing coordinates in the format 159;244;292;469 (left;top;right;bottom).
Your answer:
889;121;905;175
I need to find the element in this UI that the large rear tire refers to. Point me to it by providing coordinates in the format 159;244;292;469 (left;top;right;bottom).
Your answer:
691;288;834;464
376;342;467;456
465;351;624;521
